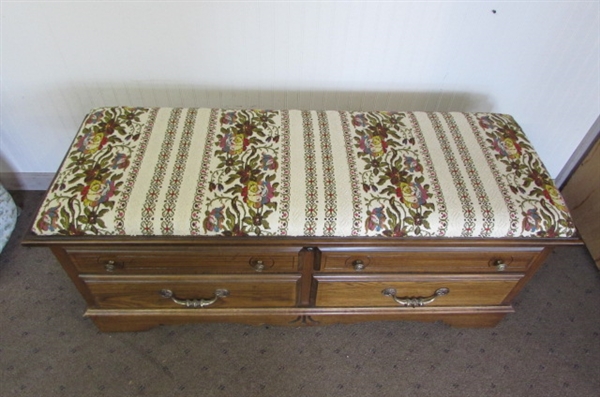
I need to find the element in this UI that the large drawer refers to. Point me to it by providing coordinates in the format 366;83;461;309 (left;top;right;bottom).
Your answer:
66;246;300;274
314;274;522;307
317;247;543;273
82;274;301;309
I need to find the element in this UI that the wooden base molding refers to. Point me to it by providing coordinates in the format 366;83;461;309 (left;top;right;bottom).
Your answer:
86;306;514;332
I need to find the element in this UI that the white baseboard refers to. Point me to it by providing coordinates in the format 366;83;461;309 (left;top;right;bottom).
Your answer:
0;172;54;191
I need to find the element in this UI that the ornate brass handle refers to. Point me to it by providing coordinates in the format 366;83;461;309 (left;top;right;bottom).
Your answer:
352;260;366;271
159;289;229;308
382;287;450;307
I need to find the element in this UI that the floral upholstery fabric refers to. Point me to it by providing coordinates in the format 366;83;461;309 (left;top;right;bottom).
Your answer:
32;107;575;238
1;183;18;252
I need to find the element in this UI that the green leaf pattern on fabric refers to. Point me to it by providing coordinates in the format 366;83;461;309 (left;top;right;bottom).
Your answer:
202;110;281;236
477;114;574;237
35;107;149;235
350;112;435;237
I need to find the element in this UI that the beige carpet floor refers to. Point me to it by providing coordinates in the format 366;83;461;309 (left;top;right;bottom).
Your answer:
1;190;599;397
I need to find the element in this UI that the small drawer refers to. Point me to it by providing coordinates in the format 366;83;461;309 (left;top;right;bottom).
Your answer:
314;274;522;307
66;246;300;274
317;247;543;273
82;274;301;309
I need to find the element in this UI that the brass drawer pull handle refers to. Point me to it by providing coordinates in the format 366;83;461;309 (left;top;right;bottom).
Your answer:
382;287;450;307
352;260;366;271
159;289;229;308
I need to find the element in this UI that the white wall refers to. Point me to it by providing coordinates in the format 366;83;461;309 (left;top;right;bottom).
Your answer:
1;1;598;180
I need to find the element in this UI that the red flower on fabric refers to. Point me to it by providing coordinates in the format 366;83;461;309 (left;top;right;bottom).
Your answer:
220;132;249;155
36;206;60;232
396;182;429;209
81;180;116;207
242;180;275;209
203;206;225;232
76;131;108;155
366;206;386;231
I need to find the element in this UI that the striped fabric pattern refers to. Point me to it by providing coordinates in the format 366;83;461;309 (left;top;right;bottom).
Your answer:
32;107;576;238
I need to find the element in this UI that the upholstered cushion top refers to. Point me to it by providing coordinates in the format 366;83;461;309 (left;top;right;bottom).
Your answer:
32;107;575;238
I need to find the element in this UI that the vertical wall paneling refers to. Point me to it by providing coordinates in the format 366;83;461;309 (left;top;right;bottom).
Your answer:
1;1;598;178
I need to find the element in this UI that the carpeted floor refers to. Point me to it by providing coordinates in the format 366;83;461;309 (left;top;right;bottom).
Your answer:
1;190;599;397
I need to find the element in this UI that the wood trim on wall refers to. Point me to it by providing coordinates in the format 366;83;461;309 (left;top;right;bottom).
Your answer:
556;115;600;189
560;135;600;269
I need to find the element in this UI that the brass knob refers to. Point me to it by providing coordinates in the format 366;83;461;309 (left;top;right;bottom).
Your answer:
252;260;265;272
104;260;116;272
353;260;366;271
492;260;507;272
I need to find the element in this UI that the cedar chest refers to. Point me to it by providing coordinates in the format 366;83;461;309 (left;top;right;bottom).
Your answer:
23;107;579;331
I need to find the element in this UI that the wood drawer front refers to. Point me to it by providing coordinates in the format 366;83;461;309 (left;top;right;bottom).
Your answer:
82;274;300;309
318;247;543;273
67;247;300;274
314;274;522;307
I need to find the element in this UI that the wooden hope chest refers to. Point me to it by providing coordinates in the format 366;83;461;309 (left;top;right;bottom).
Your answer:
23;107;579;331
